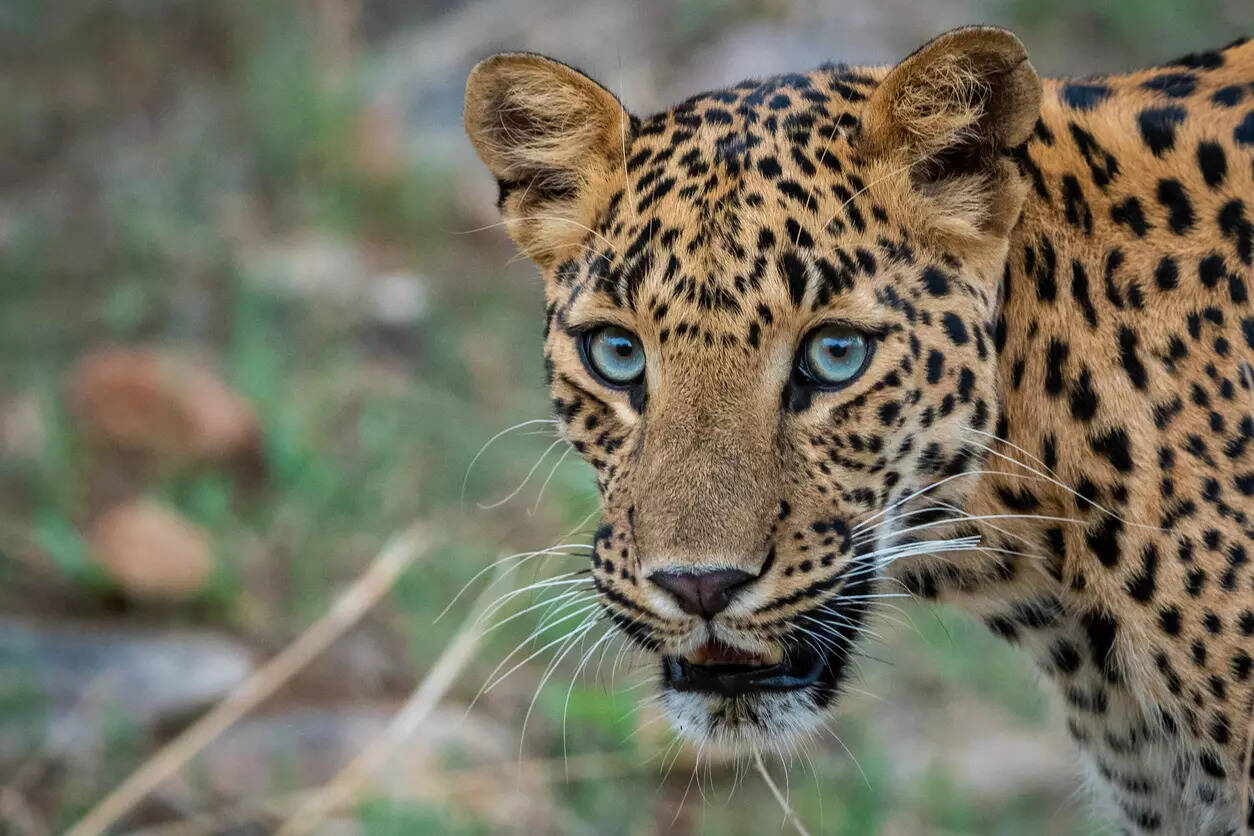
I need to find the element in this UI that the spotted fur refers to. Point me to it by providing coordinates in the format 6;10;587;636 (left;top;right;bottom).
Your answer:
466;27;1254;833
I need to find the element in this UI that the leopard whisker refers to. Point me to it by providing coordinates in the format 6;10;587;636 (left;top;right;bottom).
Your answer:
854;468;1004;532
436;544;589;622
561;625;618;768
478;438;568;510
461;418;557;503
477;571;592;623
529;443;575;516
960;432;1167;532
855;511;1086;543
901;498;1050;556
823;721;873;790
452;214;615;251
477;602;603;699
518;614;606;762
482;586;595;635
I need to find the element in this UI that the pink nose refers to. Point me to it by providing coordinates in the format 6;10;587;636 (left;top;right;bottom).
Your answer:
648;568;755;618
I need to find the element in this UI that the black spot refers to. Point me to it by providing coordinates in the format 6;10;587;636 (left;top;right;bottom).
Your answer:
1218;199;1253;265
1070;261;1099;327
926;350;945;384
757;156;783;178
1117;327;1148;389
1111;197;1151;237
779;251;808;307
1199;750;1226;779
1045;337;1069;395
778;180;815;208
1196;141;1227;188
1159;606;1181;635
785;218;813;248
1070;369;1100;421
878;401;901;426
997;485;1041;510
1233;651;1253;681
1137;106;1186;156
1155;256;1179;291
1061;82;1112;110
1141;72;1198;98
1125;545;1160;603
1087;517;1123;567
1213;85;1245;107
942;313;969;345
1061;174;1092;234
1091;428;1134;472
921;266;950;297
1081;610;1119;678
1199;253;1227;288
1157;178;1195;234
1236;111;1254;146
1171;49;1224;70
1050;639;1082;674
1069;123;1120;188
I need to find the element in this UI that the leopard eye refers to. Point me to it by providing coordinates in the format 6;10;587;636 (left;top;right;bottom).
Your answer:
583;325;646;386
797;324;870;387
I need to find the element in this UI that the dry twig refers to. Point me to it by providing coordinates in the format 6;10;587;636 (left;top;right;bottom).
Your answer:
66;524;431;836
754;750;813;836
273;558;506;834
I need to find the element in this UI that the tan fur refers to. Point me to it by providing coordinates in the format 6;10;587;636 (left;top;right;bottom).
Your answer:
467;28;1254;833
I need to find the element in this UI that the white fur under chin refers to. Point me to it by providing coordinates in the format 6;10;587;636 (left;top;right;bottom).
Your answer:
659;682;829;753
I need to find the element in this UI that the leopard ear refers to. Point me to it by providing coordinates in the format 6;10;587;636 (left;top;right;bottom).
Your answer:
465;53;631;267
861;27;1042;240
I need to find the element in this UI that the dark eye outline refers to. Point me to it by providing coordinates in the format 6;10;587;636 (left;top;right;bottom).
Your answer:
792;323;875;389
578;324;648;389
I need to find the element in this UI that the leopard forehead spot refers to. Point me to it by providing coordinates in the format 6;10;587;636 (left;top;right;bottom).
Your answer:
467;29;1254;834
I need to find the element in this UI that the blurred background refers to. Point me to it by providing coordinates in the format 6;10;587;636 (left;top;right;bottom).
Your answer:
0;1;1248;833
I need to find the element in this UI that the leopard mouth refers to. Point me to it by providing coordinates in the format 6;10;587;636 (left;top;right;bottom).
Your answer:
647;556;877;747
661;641;827;697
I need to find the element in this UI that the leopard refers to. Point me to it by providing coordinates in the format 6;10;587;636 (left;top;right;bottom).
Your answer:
464;26;1254;833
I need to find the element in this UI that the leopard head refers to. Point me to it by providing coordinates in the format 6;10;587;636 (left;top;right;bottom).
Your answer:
465;26;1041;750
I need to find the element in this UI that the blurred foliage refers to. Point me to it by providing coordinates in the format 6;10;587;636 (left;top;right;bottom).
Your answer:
1;0;1244;833
1006;0;1243;63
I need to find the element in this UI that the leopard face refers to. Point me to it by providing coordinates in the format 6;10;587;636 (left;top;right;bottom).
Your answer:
465;28;1042;750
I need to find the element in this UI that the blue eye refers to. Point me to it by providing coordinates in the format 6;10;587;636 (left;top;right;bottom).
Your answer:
799;325;870;386
584;326;646;386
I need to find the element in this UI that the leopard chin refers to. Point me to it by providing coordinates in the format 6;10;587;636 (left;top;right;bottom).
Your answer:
659;680;834;752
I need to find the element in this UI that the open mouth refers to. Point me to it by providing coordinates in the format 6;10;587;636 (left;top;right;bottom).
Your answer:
653;554;877;708
661;640;827;697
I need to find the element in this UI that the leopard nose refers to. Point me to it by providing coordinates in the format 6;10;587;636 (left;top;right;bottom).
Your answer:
648;568;756;618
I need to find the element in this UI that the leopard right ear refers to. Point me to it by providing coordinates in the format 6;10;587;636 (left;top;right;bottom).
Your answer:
465;53;632;267
860;27;1042;243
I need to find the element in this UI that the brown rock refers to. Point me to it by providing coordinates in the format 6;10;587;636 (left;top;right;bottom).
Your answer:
69;348;262;469
88;500;214;600
0;391;44;462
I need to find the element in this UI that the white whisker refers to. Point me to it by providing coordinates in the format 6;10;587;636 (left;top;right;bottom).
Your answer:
479;438;567;510
461;418;556;503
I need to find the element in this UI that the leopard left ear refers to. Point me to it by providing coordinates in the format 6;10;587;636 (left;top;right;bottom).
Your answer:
861;27;1042;241
465;53;632;267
